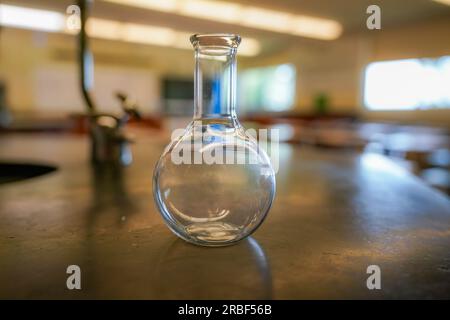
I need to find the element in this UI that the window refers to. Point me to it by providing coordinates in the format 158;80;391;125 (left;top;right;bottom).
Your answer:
363;56;450;110
238;64;296;113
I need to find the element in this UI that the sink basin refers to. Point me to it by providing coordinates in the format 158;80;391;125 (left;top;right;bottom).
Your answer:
0;162;57;184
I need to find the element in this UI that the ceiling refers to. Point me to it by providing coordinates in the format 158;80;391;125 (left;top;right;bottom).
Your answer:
5;0;450;31
231;0;450;30
2;0;450;55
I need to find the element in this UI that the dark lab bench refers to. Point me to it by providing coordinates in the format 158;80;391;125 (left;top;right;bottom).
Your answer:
0;130;449;299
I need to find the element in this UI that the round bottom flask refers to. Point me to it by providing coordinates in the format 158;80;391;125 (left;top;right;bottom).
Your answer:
153;34;276;246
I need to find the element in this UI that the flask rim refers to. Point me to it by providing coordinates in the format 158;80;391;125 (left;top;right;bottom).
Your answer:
190;33;241;51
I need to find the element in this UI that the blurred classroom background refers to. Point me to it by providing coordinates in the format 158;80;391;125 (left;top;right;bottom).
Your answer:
0;0;449;194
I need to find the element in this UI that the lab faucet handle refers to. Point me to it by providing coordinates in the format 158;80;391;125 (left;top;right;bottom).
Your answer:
115;92;142;123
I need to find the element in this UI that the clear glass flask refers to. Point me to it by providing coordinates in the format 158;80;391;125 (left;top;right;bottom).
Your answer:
153;34;276;246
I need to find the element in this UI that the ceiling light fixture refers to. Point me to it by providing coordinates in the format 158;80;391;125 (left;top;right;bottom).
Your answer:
104;0;178;12
180;0;241;24
431;0;450;6
0;4;260;56
103;0;343;40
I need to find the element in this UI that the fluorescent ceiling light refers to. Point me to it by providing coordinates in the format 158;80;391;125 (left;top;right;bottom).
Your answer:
180;0;240;23
87;18;179;46
86;18;122;40
105;0;177;12
87;18;260;56
291;16;342;40
431;0;450;6
0;4;259;56
241;8;292;33
103;0;343;40
122;23;176;46
0;4;65;32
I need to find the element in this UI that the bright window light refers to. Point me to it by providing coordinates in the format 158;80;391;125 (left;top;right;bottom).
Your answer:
364;56;450;110
239;64;296;113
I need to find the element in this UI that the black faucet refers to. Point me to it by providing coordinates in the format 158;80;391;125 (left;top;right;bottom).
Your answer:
77;0;140;166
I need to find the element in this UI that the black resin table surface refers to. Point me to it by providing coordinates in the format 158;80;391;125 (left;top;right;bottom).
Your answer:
0;130;449;299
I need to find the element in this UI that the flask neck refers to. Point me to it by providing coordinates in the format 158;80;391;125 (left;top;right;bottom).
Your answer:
193;44;238;120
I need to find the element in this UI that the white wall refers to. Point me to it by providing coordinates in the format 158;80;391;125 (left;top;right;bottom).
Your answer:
0;28;194;116
33;64;160;115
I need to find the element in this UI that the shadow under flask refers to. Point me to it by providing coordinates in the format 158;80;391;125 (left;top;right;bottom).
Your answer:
153;34;276;246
